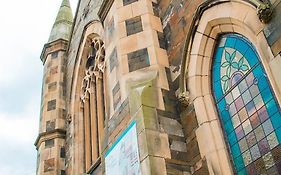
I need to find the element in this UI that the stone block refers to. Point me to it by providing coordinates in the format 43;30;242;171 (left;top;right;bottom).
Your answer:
47;99;56;111
46;120;56;132
45;139;55;149
271;37;281;56
138;130;149;161
180;109;197;138
119;34;138;54
188;55;203;77
117;4;133;22
201;76;211;96
123;0;138;6
128;48;150;72
142;106;159;130
159;116;184;137
186;137;200;163
112;82;121;109
132;0;153;17
171;150;189;162
50;66;58;75
191;32;208;56
48;82;57;92
126;16;143;36
117;21;127;39
146;129;171;158
170;140;187;152
44;158;55;172
149;156;167;175
187;76;202;101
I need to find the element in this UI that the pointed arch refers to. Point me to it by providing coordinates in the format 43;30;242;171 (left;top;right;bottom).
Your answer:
180;1;281;174
69;20;106;174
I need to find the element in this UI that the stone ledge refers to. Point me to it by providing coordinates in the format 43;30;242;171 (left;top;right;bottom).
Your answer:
34;128;66;149
40;39;69;64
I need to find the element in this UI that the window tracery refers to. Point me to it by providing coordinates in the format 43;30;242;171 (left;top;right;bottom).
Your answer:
80;36;105;170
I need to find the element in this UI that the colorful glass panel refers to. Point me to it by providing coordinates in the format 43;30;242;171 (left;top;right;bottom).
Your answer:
212;34;281;174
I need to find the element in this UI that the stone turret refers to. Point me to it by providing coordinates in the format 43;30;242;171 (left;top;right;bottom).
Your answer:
35;0;73;174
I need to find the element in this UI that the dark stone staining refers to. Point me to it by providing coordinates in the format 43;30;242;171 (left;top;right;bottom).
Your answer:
59;82;66;97
48;82;57;92
58;108;67;119
163;23;172;50
263;3;281;46
153;2;160;17
109;48;118;72
162;89;178;114
126;16;143;36
82;6;89;19
61;65;66;73
47;99;56;111
46;120;56;132
107;18;115;41
44;158;55;172
51;51;59;59
108;98;130;134
157;31;167;49
60;147;66;158
61;170;66;175
50;66;58;75
128;48;150;72
123;0;137;6
166;159;190;174
112;82;121;109
45;139;54;148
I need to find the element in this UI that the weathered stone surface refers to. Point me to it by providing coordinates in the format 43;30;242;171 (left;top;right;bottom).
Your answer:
146;129;171;159
47;99;56;111
159;116;184;137
44;158;55;172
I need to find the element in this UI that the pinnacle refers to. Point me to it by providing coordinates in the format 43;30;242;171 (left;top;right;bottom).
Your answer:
48;0;73;43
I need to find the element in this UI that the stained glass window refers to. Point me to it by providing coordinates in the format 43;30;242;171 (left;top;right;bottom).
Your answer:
212;34;281;174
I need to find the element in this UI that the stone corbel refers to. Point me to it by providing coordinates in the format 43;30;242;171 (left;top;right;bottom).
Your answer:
249;0;273;23
177;91;190;108
66;114;72;123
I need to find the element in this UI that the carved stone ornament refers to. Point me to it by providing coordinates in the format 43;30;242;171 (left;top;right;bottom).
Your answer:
177;91;190;107
80;37;105;103
257;2;273;23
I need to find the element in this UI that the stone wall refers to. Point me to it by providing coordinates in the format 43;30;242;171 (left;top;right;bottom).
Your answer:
66;0;103;103
62;0;281;174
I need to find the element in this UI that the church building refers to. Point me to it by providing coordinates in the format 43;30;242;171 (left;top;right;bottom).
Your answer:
35;0;281;174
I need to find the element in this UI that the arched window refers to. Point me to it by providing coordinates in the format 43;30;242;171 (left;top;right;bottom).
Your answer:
212;33;281;174
80;37;105;170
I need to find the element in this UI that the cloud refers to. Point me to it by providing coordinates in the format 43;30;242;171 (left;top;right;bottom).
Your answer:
0;0;78;174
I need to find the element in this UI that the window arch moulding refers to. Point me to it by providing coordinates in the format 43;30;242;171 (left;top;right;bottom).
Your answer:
179;1;281;175
178;0;277;106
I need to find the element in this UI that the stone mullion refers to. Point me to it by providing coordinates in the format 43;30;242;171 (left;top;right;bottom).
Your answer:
89;78;99;162
83;93;92;170
96;72;105;155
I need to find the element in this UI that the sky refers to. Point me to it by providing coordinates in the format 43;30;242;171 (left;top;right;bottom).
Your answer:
0;0;78;174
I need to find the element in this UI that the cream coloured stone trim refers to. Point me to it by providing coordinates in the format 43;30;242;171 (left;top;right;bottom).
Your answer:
183;1;281;175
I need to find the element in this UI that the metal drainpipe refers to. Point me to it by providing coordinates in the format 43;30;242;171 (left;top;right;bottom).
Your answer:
178;0;273;106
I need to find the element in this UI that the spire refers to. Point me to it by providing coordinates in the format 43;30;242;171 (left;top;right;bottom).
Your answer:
48;0;73;43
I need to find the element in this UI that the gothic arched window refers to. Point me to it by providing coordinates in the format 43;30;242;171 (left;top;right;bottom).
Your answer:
212;34;281;174
80;37;105;170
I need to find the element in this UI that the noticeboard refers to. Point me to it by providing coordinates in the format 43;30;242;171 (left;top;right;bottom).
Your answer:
105;121;141;175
